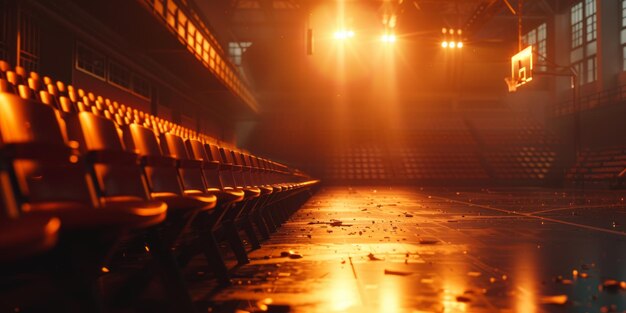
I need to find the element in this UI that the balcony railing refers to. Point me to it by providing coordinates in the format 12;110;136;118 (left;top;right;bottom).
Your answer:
554;84;626;116
142;0;258;111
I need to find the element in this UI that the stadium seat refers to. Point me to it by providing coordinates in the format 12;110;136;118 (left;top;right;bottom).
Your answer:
121;123;217;212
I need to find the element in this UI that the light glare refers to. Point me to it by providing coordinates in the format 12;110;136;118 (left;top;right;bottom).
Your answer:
381;33;397;43
334;29;355;40
449;41;456;48
441;41;448;48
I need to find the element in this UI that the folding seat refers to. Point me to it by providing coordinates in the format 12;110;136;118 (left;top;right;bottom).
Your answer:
0;78;12;93
121;123;216;213
160;134;250;278
220;147;261;200
42;76;53;85
0;178;61;263
64;111;213;311
0;92;168;311
56;81;69;98
14;66;27;81
0;60;10;77
4;71;20;92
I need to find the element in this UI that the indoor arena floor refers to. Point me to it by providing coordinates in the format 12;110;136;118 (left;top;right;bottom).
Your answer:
197;186;626;313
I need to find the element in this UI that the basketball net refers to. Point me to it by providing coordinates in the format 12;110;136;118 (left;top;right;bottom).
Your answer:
504;77;517;92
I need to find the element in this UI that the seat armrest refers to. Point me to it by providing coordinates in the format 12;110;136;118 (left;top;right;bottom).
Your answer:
140;155;177;167
86;150;139;165
178;158;203;169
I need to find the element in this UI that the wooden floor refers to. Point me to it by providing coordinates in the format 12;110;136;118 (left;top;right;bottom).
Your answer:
195;186;626;313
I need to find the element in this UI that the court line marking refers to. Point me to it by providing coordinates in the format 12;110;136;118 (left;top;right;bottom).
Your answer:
528;203;626;215
429;195;626;237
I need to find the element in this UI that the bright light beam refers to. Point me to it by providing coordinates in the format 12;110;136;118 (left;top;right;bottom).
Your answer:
381;33;396;43
334;29;355;40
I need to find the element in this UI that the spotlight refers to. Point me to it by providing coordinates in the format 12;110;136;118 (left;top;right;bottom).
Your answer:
442;28;447;34
441;41;448;48
457;41;463;48
449;41;456;48
334;29;355;40
381;33;396;43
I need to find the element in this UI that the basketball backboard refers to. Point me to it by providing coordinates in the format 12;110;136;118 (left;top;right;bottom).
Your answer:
506;45;533;92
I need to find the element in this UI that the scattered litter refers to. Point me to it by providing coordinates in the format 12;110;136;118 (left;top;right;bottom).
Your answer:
600;279;626;292
539;295;568;305
467;271;482;277
330;220;344;227
455;296;471;303
420;278;434;284
600;305;618;313
384;269;413;276
404;213;413;217
419;238;438;245
280;251;303;259
367;253;383;261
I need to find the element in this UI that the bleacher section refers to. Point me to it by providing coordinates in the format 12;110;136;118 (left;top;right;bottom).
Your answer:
469;115;560;183
0;59;318;312
566;146;626;188
320;113;560;185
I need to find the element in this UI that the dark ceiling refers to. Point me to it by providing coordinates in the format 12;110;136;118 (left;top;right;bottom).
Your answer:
195;0;574;45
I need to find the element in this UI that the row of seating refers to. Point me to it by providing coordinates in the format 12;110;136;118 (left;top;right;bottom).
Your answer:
566;147;626;187
0;60;319;312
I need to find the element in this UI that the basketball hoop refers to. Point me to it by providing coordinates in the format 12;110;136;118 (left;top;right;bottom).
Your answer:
506;45;533;92
504;77;517;92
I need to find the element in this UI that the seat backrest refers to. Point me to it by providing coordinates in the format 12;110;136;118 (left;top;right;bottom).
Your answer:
0;93;97;209
0;60;11;75
185;139;208;161
217;147;239;187
185;139;223;189
122;123;183;195
0;170;18;218
160;133;207;192
206;144;222;163
69;112;150;200
219;147;235;165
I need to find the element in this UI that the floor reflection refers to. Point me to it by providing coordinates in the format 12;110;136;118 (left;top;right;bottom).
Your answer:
201;187;626;312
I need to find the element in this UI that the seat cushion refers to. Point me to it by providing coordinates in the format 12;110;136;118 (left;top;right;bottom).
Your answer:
26;201;167;230
207;188;245;204
153;191;216;212
0;215;60;262
242;187;261;199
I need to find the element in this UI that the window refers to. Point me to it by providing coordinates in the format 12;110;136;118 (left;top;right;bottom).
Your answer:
132;74;151;99
571;3;583;48
622;0;626;70
18;9;40;72
0;0;9;61
76;42;151;100
523;23;547;71
228;42;251;73
570;0;597;84
76;43;106;79
108;61;131;89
